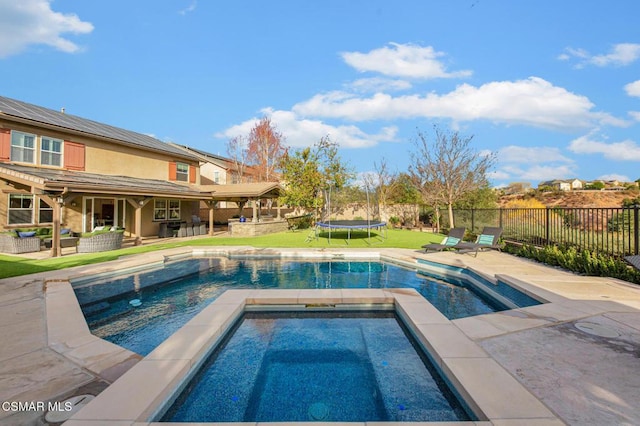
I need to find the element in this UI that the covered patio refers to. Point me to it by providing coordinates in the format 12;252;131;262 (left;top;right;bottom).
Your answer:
0;164;284;257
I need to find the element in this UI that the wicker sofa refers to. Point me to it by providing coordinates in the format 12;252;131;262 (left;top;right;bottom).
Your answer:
0;233;42;254
77;231;124;253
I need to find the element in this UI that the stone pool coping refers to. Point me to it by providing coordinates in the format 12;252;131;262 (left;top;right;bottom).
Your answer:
63;288;559;425
8;245;640;424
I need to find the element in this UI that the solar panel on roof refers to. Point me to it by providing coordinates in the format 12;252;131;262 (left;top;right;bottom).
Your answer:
0;96;197;160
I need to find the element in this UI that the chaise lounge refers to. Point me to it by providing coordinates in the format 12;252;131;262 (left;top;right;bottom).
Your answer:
453;227;503;256
422;227;466;252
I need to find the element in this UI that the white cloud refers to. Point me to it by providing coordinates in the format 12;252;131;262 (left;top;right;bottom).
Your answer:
568;134;640;161
629;111;640;121
216;108;398;149
492;145;576;182
293;77;622;130
598;173;630;182
0;0;93;58
179;0;198;15
560;43;640;68
340;43;472;79
498;164;577;181
625;80;640;97
347;77;412;93
497;146;573;164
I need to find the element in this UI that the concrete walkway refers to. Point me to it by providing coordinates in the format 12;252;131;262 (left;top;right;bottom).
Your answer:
1;247;639;425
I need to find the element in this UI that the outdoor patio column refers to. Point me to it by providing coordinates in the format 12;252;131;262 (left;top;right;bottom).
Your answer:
206;200;215;236
252;199;258;223
40;194;62;257
127;198;151;245
276;200;281;220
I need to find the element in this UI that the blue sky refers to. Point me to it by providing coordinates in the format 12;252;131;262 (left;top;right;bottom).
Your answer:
1;0;639;186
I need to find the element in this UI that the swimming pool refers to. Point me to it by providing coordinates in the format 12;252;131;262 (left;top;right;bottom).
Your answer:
161;311;471;422
72;256;540;355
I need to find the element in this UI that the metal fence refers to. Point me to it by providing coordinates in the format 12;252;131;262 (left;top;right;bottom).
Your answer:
442;207;639;257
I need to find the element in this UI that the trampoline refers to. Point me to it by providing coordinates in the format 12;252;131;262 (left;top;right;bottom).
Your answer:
312;220;387;245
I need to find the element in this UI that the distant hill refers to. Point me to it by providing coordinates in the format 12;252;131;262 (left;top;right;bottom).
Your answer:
498;190;639;208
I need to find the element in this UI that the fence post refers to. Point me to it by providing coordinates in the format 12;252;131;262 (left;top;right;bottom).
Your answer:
545;207;550;244
499;208;503;229
471;209;475;233
634;205;639;255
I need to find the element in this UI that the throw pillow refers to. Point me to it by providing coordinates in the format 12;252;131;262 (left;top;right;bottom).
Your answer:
445;236;460;246
478;234;494;245
18;231;36;238
61;228;70;235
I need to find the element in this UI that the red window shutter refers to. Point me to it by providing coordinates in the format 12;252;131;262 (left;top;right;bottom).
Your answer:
189;165;196;183
0;128;10;161
64;141;85;170
168;162;177;180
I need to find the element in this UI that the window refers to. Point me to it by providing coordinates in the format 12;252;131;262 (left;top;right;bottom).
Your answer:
214;171;220;184
41;136;62;166
153;199;181;221
11;131;35;163
168;200;180;219
176;163;189;182
154;199;167;220
39;199;53;223
8;194;33;224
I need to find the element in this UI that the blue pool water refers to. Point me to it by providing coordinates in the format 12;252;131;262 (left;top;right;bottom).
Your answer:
72;257;535;356
161;311;471;422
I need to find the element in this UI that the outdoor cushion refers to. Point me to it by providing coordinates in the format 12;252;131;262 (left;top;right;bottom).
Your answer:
477;234;494;245
444;236;460;246
61;228;71;235
18;231;36;238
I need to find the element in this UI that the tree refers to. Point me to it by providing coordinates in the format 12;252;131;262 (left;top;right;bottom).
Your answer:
279;136;354;218
408;126;495;229
362;158;396;222
246;117;287;182
226;135;249;184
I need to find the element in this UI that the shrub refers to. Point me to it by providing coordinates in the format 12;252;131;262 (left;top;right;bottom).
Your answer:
504;243;640;284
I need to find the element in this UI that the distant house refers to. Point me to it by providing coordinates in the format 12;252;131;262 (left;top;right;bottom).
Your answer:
538;178;583;191
503;182;532;195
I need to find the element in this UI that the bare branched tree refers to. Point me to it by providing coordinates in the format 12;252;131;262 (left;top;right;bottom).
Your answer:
409;126;495;229
363;159;396;222
226;135;249;184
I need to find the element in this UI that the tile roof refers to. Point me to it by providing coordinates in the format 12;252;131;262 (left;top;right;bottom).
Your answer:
0;163;203;197
0;95;197;160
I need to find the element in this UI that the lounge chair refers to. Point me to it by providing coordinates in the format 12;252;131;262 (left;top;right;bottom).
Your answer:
625;255;640;271
422;227;466;252
453;227;503;256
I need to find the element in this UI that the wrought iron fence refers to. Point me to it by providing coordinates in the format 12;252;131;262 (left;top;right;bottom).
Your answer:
441;207;639;257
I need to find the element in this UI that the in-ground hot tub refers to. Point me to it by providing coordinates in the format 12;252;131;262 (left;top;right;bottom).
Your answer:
161;310;472;422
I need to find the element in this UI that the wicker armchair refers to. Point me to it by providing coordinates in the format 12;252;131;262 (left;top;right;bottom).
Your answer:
0;234;42;254
77;231;124;253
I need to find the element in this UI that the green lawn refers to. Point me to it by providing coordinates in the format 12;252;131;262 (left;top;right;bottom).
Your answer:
0;229;442;279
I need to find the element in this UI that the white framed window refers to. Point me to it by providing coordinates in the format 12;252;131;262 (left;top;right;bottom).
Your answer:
8;194;34;224
168;200;180;219
154;199;167;220
38;199;53;223
176;163;189;182
153;199;181;221
11;131;36;163
40;136;63;166
214;171;220;183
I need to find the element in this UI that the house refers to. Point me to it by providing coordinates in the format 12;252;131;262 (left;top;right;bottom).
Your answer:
0;95;283;255
169;143;262;208
538;179;583;191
